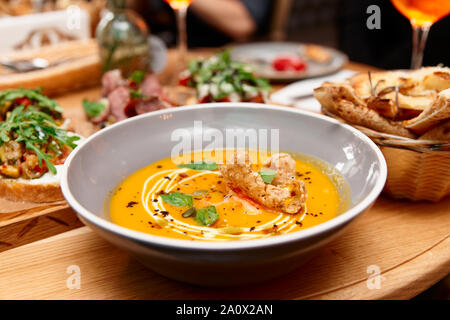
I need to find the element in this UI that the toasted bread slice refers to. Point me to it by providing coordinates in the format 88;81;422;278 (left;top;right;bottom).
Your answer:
419;119;450;141
0;165;63;203
0;134;83;203
314;84;415;138
422;71;450;91
350;67;450;99
404;88;450;134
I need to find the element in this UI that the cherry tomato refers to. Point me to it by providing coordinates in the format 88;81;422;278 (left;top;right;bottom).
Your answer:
15;97;32;107
178;75;191;87
272;56;307;72
199;95;211;103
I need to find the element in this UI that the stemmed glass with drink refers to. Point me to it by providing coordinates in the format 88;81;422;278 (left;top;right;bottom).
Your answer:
164;0;194;80
390;0;450;69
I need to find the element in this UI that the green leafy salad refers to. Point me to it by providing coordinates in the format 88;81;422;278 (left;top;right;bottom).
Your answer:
179;50;272;103
0;89;79;179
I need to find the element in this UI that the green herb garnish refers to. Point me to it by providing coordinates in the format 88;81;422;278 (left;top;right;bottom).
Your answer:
130;89;147;99
258;168;277;184
82;99;106;118
178;161;218;171
0;105;79;174
0;88;64;118
185;50;271;101
129;70;146;84
195;205;219;226
160;192;193;208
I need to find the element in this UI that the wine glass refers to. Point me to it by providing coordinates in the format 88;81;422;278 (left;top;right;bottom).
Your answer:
164;0;194;79
390;0;450;69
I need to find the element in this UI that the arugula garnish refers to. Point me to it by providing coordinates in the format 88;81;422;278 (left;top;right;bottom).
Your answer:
0;88;64;117
82;99;106;118
258;168;277;184
160;192;193;208
177;161;218;171
195;205;219;226
0;105;79;174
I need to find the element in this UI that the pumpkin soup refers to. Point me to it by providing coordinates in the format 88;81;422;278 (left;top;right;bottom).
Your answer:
109;150;347;241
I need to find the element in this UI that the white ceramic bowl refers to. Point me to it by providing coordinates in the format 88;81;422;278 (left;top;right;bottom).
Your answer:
61;103;387;286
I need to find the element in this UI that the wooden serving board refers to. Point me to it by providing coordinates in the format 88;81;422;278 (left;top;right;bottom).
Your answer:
0;87;100;253
0;196;449;299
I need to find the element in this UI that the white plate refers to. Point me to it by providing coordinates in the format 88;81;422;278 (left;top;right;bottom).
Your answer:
231;42;348;81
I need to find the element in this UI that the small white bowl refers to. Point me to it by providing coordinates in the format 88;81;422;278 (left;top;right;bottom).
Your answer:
61;103;386;286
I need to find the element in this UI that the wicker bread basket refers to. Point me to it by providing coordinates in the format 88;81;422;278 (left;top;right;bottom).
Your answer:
322;108;450;202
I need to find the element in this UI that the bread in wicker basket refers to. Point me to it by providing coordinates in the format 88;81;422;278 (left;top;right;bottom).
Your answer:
315;67;450;202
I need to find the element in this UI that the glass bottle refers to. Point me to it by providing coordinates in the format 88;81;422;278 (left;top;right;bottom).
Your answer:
96;0;151;76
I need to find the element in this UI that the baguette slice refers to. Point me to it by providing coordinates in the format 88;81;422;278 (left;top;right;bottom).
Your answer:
0;134;83;203
0;165;63;203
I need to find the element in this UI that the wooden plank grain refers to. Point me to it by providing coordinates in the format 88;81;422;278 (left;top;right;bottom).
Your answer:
0;205;83;253
0;196;448;300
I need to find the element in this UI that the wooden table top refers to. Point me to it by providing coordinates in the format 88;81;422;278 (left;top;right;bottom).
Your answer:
0;49;448;299
1;197;448;299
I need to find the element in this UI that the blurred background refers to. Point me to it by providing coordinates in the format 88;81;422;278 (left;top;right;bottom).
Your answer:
0;0;448;69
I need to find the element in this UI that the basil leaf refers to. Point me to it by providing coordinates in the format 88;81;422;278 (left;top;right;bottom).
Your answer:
258;168;277;184
195;205;219;226
83;99;106;118
178;161;218;171
160;192;193;207
129;70;145;84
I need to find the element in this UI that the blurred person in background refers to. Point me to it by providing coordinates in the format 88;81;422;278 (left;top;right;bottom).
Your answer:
132;0;449;69
130;0;273;47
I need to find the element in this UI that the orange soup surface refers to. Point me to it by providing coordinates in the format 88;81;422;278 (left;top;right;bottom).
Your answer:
109;150;348;241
